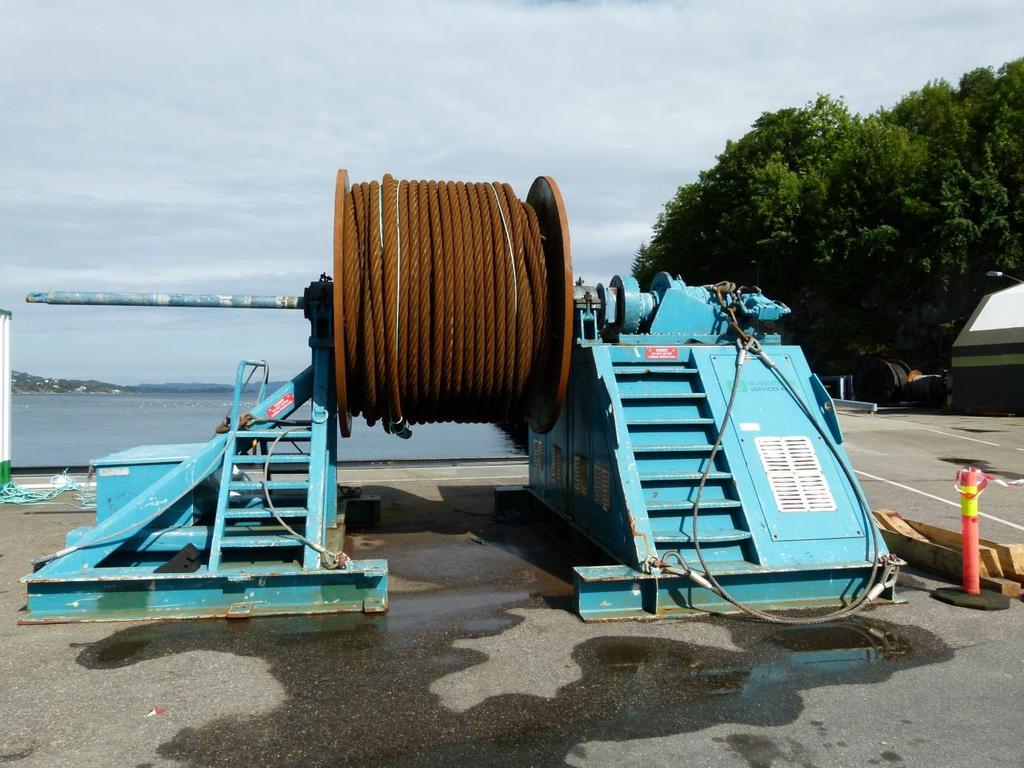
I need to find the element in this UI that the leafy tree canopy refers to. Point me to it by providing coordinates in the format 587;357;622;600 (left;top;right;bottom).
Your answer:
634;59;1024;372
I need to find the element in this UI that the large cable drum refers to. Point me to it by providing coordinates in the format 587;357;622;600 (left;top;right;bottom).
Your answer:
332;170;573;437
853;357;910;404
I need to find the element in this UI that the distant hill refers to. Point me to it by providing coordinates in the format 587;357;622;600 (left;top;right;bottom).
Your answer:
12;370;135;394
12;371;287;395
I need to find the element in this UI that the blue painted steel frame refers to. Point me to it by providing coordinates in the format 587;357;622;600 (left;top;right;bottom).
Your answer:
20;283;386;623
573;563;883;621
528;274;894;620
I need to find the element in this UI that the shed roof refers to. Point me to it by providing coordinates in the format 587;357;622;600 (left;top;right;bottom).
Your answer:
953;283;1024;351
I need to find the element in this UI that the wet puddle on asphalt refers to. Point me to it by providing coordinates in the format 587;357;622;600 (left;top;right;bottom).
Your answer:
68;593;949;768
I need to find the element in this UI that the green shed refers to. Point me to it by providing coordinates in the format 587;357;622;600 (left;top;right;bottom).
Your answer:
951;283;1024;414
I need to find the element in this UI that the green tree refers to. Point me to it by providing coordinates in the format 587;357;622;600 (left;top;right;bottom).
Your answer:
638;59;1024;372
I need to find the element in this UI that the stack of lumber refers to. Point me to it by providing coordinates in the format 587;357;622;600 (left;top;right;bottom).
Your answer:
873;508;1024;598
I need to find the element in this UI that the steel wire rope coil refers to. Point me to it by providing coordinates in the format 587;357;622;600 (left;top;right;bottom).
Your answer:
332;171;573;436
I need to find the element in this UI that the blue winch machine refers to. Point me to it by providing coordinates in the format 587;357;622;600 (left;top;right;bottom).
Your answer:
498;274;899;620
20;173;898;624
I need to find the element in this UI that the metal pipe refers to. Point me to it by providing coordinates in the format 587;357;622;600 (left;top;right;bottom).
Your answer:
25;291;303;309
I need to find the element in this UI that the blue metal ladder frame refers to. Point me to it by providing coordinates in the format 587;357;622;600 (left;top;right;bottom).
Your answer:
20;286;386;623
206;356;335;573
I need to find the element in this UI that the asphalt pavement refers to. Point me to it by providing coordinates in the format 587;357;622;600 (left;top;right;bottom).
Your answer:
2;411;1023;767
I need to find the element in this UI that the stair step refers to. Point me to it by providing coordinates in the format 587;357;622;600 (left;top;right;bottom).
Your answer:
651;527;752;544
625;416;715;426
219;533;303;549
639;471;732;482
619;392;706;400
229;480;309;492
234;430;313;439
632;444;715;453
614;366;697;375
229;454;311;465
224;507;309;519
645;499;743;512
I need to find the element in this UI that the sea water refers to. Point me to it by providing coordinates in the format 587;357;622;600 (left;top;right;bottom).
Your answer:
11;393;523;467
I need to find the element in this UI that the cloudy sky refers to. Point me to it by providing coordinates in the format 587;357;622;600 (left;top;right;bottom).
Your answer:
2;0;1021;383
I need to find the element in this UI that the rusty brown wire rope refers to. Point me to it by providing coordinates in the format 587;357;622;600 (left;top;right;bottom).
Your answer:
332;171;573;437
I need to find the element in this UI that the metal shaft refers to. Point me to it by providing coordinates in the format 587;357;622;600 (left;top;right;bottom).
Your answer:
25;291;303;310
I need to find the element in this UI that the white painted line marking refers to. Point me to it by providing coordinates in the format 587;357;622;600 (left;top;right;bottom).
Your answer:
855;470;958;507
923;428;1000;447
856;469;1024;533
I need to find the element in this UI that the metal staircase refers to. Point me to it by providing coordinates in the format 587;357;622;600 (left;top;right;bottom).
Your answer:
616;350;756;568
208;361;326;571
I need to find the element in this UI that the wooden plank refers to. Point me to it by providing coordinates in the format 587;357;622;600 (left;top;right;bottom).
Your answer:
988;576;1023;598
983;576;1019;598
900;517;1024;582
873;509;928;541
902;519;1004;577
881;530;962;576
871;509;896;531
979;540;1024;579
903;519;961;548
892;514;1024;572
879;530;1020;597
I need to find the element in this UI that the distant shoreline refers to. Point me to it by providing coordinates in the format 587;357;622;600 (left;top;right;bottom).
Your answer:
12;371;249;395
13;389;238;396
14;391;126;395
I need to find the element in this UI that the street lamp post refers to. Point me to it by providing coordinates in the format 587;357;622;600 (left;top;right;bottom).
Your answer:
985;270;1024;284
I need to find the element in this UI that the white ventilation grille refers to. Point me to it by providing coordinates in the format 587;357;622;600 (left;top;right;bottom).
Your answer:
755;436;837;512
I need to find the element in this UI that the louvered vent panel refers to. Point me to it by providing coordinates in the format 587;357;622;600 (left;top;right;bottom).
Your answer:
532;439;544;472
594;464;611;511
754;436;837;512
573;454;589;497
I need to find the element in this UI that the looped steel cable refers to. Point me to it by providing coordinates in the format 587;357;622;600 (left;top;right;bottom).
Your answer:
651;312;888;624
336;174;554;433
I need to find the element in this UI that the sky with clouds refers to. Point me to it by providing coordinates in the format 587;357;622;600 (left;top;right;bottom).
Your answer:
2;0;1022;383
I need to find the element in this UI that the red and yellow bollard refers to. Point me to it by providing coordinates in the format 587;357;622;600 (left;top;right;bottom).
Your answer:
956;467;982;597
932;466;1009;610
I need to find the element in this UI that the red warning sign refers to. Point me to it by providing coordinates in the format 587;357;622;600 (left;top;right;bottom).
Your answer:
644;347;679;361
266;392;295;419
